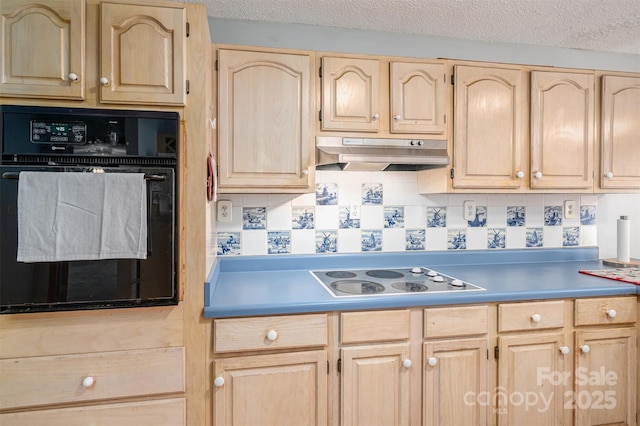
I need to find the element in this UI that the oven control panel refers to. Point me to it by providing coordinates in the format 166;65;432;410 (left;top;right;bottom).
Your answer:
30;120;87;144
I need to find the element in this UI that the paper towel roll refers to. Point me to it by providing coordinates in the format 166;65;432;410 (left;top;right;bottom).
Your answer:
617;216;630;262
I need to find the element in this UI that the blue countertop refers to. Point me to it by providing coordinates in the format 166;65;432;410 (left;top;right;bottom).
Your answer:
204;247;639;318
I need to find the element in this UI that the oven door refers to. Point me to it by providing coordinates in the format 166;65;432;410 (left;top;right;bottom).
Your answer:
0;165;177;313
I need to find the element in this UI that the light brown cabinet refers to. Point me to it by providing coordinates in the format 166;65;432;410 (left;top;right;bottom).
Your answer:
321;56;446;136
451;64;600;193
212;314;329;426
573;297;637;426
338;310;412;426
0;306;187;424
452;64;528;190
423;305;490;426
496;297;637;426
0;0;187;105
216;47;315;192
530;70;595;190
599;74;640;190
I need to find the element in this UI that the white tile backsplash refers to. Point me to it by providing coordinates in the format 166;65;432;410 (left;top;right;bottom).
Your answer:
214;171;602;256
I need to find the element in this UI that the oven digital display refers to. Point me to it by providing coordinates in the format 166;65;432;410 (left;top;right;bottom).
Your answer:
30;120;87;144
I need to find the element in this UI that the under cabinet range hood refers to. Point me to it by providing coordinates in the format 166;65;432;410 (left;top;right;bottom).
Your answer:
316;137;449;171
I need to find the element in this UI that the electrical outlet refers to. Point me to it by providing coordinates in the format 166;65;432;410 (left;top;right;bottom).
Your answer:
217;200;232;223
463;200;476;221
564;200;577;219
349;204;361;220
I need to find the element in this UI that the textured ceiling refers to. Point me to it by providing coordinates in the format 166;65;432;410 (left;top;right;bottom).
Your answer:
190;0;640;54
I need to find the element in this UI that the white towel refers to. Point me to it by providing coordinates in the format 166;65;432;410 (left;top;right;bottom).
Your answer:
17;172;148;262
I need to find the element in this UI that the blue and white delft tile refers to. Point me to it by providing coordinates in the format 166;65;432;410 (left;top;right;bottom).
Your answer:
563;227;580;247
315;230;337;253
216;232;241;256
362;183;383;205
339;206;360;229
467;206;487;227
544;206;562;226
384;206;405;228
427;207;447;228
316;183;338;205
526;228;543;248
292;207;315;229
580;206;596;225
361;230;382;252
507;206;526;227
242;207;266;230
267;231;291;254
406;229;425;251
447;229;467;250
487;228;506;249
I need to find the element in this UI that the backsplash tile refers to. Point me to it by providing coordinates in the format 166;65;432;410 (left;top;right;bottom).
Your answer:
214;171;599;256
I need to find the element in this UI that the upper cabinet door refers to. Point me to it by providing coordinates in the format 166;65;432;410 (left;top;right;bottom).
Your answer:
530;71;594;189
453;65;526;189
0;0;85;100
390;62;445;134
217;48;315;192
321;57;380;132
100;3;186;105
600;75;640;190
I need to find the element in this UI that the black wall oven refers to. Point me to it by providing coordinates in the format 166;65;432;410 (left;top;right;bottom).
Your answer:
0;105;179;314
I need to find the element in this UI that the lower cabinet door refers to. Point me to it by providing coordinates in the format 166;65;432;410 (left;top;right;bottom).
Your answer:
0;398;186;426
213;350;327;426
423;337;489;426
341;343;411;426
575;328;636;426
497;333;570;426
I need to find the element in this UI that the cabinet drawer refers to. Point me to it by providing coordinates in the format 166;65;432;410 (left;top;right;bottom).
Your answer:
498;301;565;332
424;305;489;338
0;347;184;411
214;314;327;353
341;310;410;344
574;296;637;326
0;398;185;425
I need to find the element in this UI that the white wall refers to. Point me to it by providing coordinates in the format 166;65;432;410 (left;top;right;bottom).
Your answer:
208;17;640;259
597;195;640;259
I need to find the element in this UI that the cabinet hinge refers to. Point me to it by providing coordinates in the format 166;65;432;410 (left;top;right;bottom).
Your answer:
494;346;499;359
327;360;330;374
319;110;322;122
337;358;341;373
186;22;190;37
486;349;489;360
319;66;322;78
450;168;455;179
444;114;446;124
215;59;218;72
186;80;190;95
451;74;455;85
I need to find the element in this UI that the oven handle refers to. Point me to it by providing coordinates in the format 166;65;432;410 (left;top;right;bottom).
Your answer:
2;172;166;181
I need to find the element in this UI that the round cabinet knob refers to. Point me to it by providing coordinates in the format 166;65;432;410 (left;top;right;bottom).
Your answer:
214;376;225;387
266;330;278;341
371;113;379;121
81;376;95;388
99;77;110;86
605;172;614;179
393;114;401;121
300;169;309;177
402;359;412;368
559;346;570;355
427;357;438;367
533;171;543;179
580;345;591;354
606;309;617;318
516;171;525;179
68;72;79;81
530;313;541;323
